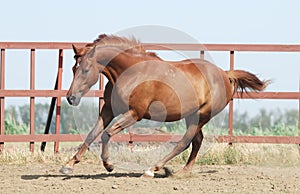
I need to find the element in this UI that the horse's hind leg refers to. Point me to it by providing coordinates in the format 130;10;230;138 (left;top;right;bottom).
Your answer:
177;115;207;173
143;115;209;178
60;104;113;174
100;109;140;172
183;130;204;171
143;114;202;177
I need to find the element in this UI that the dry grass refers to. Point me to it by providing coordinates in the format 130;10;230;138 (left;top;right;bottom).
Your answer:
0;142;96;165
193;143;300;167
1;142;300;169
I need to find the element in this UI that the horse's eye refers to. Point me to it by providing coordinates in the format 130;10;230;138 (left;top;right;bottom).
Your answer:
82;69;89;74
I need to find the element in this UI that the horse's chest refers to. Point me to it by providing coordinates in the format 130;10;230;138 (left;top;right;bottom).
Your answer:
110;74;145;113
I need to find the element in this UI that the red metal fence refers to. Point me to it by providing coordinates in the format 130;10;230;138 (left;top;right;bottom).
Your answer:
0;42;299;153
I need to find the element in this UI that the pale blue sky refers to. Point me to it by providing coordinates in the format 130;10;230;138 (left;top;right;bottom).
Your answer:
1;0;299;114
2;0;300;43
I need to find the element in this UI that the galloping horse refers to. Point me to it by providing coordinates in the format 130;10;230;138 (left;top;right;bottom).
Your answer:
60;34;269;177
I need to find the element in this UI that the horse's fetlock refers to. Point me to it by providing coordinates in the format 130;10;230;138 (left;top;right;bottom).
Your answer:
73;154;81;163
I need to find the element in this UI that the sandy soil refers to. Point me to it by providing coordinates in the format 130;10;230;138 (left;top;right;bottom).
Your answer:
1;162;300;194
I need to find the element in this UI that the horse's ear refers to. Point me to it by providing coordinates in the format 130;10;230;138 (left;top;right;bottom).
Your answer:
88;46;96;58
98;34;108;39
72;44;79;54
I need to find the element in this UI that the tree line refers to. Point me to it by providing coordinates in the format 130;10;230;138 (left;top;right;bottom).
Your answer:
4;100;298;135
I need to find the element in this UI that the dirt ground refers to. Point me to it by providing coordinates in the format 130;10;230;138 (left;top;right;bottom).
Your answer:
1;162;300;194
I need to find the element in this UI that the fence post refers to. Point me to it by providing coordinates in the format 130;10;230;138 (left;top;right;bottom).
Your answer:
99;74;104;111
228;51;235;145
29;49;35;152
54;49;63;153
0;49;5;151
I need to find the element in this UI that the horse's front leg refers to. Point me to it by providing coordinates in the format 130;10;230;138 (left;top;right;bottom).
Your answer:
60;104;113;174
100;109;139;172
59;117;104;174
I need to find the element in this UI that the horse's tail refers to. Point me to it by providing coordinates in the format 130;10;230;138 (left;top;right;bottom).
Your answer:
226;70;270;96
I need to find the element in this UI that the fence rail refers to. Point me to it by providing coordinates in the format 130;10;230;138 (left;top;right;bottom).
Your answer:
0;42;299;153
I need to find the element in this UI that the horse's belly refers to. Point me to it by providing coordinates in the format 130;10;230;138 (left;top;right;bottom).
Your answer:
143;96;200;122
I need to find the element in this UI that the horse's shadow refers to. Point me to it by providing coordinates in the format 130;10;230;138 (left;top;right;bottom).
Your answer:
21;172;142;181
21;167;173;180
21;167;218;180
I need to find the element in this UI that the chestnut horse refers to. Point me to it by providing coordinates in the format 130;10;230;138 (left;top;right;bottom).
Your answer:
60;34;269;177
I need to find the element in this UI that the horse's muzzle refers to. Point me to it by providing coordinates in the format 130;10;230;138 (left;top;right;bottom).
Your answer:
67;95;80;106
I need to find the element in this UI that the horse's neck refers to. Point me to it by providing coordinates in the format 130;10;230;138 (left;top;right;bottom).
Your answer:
96;48;135;84
102;68;116;85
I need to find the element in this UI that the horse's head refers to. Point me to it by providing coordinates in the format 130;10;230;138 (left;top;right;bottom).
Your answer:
67;45;100;106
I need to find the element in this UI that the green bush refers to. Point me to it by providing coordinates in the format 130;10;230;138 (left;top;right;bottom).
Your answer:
4;115;29;135
233;122;298;136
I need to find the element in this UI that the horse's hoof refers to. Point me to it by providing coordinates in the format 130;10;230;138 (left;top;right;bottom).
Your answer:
59;166;73;174
105;164;114;172
141;169;154;178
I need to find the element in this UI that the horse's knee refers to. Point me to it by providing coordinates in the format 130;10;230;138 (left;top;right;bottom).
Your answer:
101;130;111;142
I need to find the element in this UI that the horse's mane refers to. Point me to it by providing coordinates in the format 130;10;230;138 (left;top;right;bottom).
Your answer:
85;34;159;58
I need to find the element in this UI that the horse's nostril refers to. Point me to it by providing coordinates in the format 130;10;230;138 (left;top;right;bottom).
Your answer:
67;95;75;105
